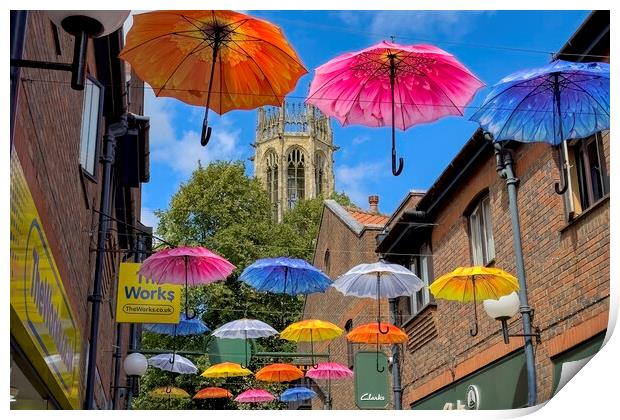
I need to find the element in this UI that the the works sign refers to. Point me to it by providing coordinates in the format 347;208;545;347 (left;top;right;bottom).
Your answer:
10;151;82;409
354;351;390;409
116;262;181;323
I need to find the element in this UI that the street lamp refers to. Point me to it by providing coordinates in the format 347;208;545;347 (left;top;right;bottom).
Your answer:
111;352;148;407
11;11;130;90
483;292;541;345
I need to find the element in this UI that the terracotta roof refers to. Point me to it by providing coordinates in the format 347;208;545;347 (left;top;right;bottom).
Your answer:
344;207;389;227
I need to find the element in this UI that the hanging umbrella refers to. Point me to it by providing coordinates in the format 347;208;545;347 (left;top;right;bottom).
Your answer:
280;319;342;366
211;318;279;368
149;386;191;399
139;246;235;319
331;261;423;334
200;362;253;378
234;389;275;404
470;59;609;193
193;387;233;399
239;257;332;295
307;40;483;175
279;387;317;402
306;362;353;409
255;363;304;382
147;353;198;375
429;266;519;337
120;10;307;147
347;322;408;372
144;313;210;336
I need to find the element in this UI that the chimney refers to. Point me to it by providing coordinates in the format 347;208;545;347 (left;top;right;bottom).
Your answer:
368;195;379;215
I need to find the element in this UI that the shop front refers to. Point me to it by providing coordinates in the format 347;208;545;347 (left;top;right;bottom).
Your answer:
412;351;528;410
10;151;83;410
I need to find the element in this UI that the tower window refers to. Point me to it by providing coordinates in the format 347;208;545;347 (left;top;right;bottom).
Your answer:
315;152;326;196
264;151;279;219
287;149;305;209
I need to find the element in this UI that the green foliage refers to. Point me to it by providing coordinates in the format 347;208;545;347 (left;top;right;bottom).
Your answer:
133;161;351;409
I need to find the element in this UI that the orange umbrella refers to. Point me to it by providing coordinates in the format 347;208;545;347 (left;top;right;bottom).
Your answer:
347;322;408;372
120;10;307;146
255;363;304;382
193;387;233;399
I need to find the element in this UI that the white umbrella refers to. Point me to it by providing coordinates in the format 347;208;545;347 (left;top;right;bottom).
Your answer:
211;319;279;367
148;353;198;374
332;261;424;333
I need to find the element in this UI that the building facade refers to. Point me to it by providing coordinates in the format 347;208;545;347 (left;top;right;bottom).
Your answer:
301;10;609;410
253;101;337;221
10;11;151;410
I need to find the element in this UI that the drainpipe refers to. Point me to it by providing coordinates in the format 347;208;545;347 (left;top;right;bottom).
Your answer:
389;298;402;410
10;11;28;148
84;116;128;409
492;139;537;407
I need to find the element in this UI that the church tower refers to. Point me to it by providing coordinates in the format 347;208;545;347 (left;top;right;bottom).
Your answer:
252;101;337;222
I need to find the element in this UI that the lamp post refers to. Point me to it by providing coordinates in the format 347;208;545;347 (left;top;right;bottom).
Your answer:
483;292;541;345
110;352;148;409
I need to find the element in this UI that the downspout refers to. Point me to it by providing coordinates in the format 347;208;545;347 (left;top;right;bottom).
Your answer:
10;10;28;149
493;140;537;407
84;116;128;409
389;298;402;410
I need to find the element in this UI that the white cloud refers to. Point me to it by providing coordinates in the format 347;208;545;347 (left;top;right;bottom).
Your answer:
140;207;160;231
144;88;243;177
335;161;386;208
351;135;372;145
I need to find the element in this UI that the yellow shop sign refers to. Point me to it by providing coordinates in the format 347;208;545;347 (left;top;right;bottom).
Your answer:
10;152;82;409
116;263;181;323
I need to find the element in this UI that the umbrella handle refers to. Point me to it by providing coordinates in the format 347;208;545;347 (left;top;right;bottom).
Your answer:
377;320;390;335
470;277;479;337
183;256;197;320
240;330;249;369
376;335;385;373
200;42;219;147
377;274;390;335
200;124;213;147
389;55;404;177
169;352;176;365
392;152;404;177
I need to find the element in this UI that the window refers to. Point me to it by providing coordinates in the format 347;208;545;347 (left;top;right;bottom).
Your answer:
563;132;609;218
287;149;305;209
315;152;326;196
408;243;433;316
79;77;103;177
323;248;331;273
264;151;279;219
468;195;495;266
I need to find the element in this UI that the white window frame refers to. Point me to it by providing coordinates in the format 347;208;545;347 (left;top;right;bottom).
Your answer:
408;243;432;317
469;195;495;266
79;77;103;178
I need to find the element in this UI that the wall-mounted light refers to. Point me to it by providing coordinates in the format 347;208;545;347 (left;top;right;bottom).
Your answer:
111;352;148;397
11;11;129;90
483;292;541;344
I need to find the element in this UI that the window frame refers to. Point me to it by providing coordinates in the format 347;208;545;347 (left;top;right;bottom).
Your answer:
468;194;495;266
406;242;434;319
287;149;305;209
78;76;104;181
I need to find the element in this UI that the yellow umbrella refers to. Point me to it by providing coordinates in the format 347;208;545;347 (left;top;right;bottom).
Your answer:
149;386;190;399
200;362;253;378
280;319;342;366
429;266;519;336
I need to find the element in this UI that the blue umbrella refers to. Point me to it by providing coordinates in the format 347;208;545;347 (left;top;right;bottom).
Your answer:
470;60;609;146
240;257;331;295
143;313;210;336
279;387;317;402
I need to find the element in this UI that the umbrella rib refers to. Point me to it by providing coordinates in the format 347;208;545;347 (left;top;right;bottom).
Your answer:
119;30;207;57
342;63;394;126
231;32;306;69
156;38;210;96
394;70;422;126
226;40;280;103
560;76;610;116
219;42;223;114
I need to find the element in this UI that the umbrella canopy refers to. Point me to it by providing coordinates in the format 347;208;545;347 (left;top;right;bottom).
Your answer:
143;313;210;336
138;246;235;318
346;323;408;344
280;319;343;342
470;60;610;145
120;10;306;146
149;386;190;399
211;318;279;339
279;387;317;402
255;363;304;382
332;261;424;333
200;362;253;378
307;40;483;175
234;389;275;403
429;266;520;336
193;387;233;399
239;257;332;295
147;353;198;374
305;362;353;380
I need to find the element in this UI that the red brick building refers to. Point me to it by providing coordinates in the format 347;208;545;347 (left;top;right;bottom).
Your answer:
304;10;609;410
10;11;150;410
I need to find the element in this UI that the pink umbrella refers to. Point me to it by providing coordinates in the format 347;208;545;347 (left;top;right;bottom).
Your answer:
307;40;484;176
305;362;353;410
139;246;235;319
234;388;275;404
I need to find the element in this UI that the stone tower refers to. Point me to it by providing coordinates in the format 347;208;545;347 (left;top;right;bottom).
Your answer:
252;101;337;222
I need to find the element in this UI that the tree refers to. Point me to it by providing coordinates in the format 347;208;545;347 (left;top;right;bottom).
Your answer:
133;161;352;409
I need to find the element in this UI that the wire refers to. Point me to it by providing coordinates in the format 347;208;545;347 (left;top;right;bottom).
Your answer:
21;77;609;116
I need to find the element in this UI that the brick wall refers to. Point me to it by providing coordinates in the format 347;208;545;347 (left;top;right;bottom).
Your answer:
12;11;145;408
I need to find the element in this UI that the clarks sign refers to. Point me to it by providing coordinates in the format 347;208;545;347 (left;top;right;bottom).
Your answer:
354;351;390;409
360;393;386;401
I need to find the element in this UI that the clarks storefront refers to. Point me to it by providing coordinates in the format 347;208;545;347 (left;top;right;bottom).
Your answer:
10;152;83;409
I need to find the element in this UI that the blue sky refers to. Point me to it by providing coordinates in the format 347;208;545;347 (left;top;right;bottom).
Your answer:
132;10;590;229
